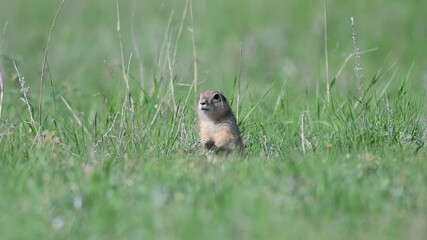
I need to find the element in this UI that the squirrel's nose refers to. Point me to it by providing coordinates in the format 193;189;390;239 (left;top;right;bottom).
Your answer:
200;100;207;105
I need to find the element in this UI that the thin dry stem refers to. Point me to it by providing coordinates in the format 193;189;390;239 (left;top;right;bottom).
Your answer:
1;21;8;48
95;111;120;148
14;61;38;128
350;17;363;99
350;17;367;147
189;0;198;94
180;0;201;107
127;52;135;114
300;111;307;154
168;0;190;112
173;0;189;64
151;3;190;125
131;0;144;83
165;3;188;113
334;48;377;81
0;67;4;119
241;79;277;124
324;0;330;104
385;96;393;138
60;96;90;136
0;21;4;118
166;45;177;112
157;11;174;90
39;0;65;124
116;0;134;139
236;42;243;122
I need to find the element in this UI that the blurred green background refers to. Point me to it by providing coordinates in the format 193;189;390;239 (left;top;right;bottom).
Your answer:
1;0;426;98
1;1;426;239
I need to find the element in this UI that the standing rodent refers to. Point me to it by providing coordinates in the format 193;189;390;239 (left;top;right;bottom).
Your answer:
197;90;243;157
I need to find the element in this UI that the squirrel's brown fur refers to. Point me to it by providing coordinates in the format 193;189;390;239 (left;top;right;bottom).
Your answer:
197;90;243;157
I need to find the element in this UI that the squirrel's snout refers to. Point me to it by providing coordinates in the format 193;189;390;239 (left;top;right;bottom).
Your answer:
199;99;209;110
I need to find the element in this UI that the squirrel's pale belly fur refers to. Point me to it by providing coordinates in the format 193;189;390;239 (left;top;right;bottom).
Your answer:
199;119;240;148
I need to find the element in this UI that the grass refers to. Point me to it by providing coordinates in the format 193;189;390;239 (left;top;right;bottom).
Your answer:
0;0;426;239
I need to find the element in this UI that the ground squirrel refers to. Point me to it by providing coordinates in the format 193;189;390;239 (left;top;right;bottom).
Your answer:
197;90;243;156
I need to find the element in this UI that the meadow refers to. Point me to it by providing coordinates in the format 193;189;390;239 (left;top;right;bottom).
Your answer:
0;0;426;239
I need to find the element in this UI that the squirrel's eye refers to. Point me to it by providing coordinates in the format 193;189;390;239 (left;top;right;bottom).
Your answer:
213;94;220;100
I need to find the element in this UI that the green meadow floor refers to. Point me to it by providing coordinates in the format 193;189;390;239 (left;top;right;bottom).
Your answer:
0;0;426;239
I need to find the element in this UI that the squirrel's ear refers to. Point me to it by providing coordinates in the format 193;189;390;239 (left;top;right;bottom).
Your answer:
221;94;227;102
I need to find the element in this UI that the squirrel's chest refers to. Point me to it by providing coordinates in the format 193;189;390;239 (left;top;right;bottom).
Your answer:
200;121;231;138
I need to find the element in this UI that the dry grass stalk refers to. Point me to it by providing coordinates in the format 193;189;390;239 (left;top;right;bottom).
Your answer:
14;61;38;129
0;67;3;119
39;0;66;124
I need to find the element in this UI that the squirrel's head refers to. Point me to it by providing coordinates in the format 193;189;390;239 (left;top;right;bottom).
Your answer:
198;90;231;120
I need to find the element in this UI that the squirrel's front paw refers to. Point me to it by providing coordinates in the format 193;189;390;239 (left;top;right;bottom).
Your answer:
202;139;215;150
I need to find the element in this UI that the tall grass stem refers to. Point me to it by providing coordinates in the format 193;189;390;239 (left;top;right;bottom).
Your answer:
39;0;65;128
324;0;330;104
189;0;198;94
